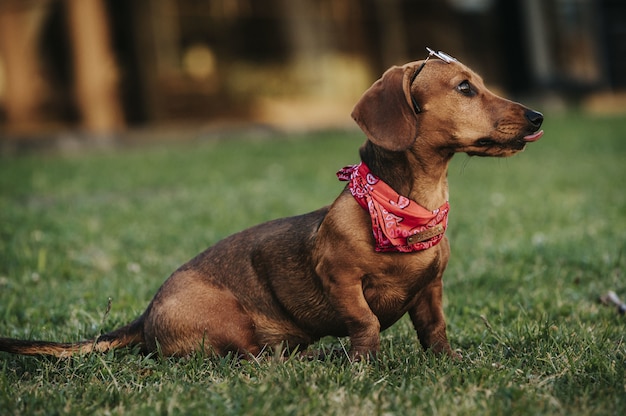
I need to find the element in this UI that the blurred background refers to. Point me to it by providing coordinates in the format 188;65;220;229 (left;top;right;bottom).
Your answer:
0;0;624;144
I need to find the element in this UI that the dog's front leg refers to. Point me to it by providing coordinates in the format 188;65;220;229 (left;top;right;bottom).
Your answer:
336;284;381;360
408;279;456;358
319;266;381;360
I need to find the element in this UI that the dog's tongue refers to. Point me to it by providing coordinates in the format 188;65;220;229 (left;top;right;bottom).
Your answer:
523;130;544;142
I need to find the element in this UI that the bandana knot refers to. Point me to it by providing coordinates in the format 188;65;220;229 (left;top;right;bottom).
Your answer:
337;162;449;253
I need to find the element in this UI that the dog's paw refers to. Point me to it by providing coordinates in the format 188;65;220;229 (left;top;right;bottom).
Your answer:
348;347;378;363
297;347;343;361
449;349;463;361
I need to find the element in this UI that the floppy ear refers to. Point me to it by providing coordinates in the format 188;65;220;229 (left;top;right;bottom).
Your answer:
351;64;418;151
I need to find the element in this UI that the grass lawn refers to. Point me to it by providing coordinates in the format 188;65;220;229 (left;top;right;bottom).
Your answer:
0;113;625;415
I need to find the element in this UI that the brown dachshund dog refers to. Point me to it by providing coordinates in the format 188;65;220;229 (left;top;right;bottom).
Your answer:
0;49;543;360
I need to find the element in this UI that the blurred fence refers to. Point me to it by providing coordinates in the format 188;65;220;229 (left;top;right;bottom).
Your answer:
0;0;624;136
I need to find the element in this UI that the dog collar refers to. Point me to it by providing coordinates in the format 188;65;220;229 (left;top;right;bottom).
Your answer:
337;162;449;253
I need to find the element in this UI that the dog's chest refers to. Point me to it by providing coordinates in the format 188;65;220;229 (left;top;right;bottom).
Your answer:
361;251;443;327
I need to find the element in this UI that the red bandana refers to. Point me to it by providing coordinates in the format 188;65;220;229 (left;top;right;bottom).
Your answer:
337;162;449;253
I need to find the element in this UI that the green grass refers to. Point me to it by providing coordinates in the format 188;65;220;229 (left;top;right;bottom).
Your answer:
1;113;625;415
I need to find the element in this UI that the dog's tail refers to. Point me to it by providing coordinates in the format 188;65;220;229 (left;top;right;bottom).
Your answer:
0;318;145;358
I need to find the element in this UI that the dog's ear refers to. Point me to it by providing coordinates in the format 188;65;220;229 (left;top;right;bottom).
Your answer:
351;64;418;151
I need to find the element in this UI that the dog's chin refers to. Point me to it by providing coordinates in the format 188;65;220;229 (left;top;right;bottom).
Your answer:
464;131;542;157
464;140;526;157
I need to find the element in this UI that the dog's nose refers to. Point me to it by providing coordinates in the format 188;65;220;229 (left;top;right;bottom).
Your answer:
525;109;544;128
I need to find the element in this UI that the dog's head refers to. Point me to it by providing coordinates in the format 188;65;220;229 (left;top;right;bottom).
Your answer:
352;50;543;157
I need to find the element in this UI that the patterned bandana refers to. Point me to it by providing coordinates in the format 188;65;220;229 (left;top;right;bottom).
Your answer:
337;162;449;253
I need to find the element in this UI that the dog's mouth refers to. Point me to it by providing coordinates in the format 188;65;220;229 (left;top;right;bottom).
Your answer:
467;128;543;157
522;129;544;142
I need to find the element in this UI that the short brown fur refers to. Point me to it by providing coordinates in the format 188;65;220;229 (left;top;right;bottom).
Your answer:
0;57;543;360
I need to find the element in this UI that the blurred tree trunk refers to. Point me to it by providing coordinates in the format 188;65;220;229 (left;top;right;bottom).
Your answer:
278;0;329;93
374;0;408;67
279;0;325;64
0;1;48;133
67;0;124;133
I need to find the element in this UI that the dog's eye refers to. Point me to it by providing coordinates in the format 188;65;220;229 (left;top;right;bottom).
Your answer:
457;81;475;96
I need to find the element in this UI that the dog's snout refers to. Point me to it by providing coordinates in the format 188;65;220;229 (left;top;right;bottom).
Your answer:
525;109;544;129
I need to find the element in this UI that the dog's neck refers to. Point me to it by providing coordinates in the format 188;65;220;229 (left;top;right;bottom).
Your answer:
359;141;451;212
